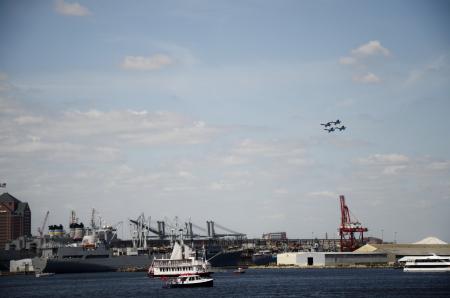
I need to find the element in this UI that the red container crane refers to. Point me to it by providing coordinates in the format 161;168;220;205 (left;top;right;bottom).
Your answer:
339;195;368;252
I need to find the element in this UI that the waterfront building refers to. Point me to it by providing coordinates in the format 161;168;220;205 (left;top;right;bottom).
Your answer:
277;252;388;267
0;193;31;248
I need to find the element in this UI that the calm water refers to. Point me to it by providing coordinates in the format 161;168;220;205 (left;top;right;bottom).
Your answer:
1;269;449;297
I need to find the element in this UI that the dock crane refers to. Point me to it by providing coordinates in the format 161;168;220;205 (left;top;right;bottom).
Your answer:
339;195;368;252
38;211;49;246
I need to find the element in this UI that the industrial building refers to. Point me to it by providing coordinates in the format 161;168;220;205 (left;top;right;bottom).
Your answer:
0;193;32;248
9;258;34;273
262;232;287;241
277;252;388;267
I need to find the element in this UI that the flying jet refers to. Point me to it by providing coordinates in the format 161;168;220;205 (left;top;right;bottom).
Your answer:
336;126;346;131
320;122;333;127
332;119;341;125
324;127;335;133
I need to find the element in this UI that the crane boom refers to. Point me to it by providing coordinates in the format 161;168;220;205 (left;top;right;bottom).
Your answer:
38;211;50;238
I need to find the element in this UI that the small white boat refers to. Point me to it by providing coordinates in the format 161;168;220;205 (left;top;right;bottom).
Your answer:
35;272;55;278
233;267;246;274
399;254;450;272
164;274;214;288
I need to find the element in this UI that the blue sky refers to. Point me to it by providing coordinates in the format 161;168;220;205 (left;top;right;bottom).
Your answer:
1;0;449;242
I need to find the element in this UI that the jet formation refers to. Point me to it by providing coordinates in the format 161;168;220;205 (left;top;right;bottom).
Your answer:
321;119;346;133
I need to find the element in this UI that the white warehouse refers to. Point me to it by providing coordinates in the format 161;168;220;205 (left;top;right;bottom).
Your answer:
277;252;387;267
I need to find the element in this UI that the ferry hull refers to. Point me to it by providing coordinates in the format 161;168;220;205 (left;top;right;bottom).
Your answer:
167;279;213;288
404;267;450;273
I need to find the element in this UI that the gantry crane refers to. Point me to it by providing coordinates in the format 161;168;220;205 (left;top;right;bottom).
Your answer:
339;195;368;252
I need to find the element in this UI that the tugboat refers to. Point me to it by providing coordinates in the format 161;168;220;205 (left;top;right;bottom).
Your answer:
164;274;214;288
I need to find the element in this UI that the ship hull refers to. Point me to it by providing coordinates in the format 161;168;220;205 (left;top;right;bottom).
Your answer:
207;250;242;268
252;254;275;266
32;255;153;274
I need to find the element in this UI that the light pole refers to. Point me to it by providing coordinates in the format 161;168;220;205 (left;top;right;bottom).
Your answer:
394;232;397;244
381;229;384;243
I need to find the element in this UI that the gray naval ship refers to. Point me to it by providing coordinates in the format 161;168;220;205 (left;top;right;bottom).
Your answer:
32;244;153;274
32;212;154;274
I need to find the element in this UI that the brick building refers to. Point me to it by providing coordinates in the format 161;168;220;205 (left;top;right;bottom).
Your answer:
0;193;31;248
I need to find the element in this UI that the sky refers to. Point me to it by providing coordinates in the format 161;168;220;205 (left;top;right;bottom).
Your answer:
1;0;449;242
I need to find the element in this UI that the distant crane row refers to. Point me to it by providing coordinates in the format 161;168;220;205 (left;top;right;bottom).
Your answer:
129;216;245;240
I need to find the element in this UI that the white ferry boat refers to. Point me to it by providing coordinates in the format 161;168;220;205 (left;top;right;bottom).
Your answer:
148;236;212;278
399;254;450;272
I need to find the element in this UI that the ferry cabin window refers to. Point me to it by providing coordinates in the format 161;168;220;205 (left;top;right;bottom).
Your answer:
415;259;445;263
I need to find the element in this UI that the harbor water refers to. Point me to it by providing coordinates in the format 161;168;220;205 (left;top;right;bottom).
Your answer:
1;268;449;297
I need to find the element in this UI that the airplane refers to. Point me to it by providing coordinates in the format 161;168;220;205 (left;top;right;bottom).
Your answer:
336;126;346;131
333;120;341;125
320;122;333;127
324;127;335;133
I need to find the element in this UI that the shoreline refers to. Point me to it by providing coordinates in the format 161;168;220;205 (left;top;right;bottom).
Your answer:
248;264;394;269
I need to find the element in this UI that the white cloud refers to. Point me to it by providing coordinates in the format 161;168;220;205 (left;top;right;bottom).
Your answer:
336;98;355;107
274;188;289;195
226;139;313;170
355;154;410;165
221;155;248;166
210;180;233;191
233;139;306;159
0;72;11;91
354;153;411;176
404;55;449;86
426;55;447;72
307;191;338;199
340;40;390;65
340;40;390;83
382;165;407;175
51;109;220;145
121;54;174;70
0;100;221;164
339;56;357;65
353;72;381;84
54;0;91;16
428;161;450;171
14;116;44;125
351;40;390;57
404;69;423;85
